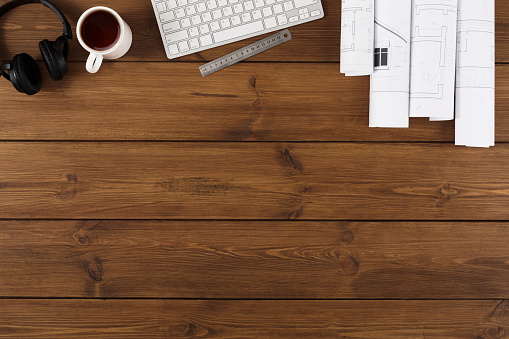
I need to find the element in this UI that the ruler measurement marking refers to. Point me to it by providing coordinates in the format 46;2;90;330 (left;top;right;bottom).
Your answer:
199;29;292;77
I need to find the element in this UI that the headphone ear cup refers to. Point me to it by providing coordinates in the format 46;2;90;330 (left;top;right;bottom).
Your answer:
40;39;68;81
11;53;42;95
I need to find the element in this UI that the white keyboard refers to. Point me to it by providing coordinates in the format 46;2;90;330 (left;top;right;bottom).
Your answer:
151;0;324;59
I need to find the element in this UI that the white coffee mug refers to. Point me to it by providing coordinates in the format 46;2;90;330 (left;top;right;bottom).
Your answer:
77;7;132;73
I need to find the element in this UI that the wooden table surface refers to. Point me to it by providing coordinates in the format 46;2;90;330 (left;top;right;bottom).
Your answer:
1;1;509;338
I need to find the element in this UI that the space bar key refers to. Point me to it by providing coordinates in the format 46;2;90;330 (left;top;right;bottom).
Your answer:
213;21;265;43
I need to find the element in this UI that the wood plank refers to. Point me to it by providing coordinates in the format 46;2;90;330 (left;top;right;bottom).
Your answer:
1;63;508;141
0;0;336;62
1;0;508;63
1;220;509;299
1;299;507;338
1;142;509;220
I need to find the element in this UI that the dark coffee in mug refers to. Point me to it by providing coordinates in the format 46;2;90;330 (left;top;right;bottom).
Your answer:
80;10;120;51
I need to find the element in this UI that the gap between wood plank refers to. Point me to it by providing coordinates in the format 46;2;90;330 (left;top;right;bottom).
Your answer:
0;297;506;301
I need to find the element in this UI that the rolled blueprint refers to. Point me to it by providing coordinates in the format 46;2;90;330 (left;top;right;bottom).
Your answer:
340;0;374;76
369;0;412;128
409;0;458;120
455;0;495;147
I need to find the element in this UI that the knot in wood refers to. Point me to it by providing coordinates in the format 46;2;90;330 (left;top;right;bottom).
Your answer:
341;230;355;244
341;257;359;276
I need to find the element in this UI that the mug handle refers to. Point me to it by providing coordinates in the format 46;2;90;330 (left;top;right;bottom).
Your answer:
86;53;103;73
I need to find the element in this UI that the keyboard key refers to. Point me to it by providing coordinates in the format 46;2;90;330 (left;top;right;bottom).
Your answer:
199;23;210;34
276;14;287;25
213;20;264;42
189;0;198;3
178;0;187;6
212;9;222;19
189;26;200;36
254;0;264;8
266;0;275;4
283;1;293;11
289;15;298;22
165;30;189;43
196;2;207;12
223;6;233;16
293;0;317;8
244;0;254;11
200;34;213;46
241;12;252;22
168;43;179;55
156;2;167;12
273;4;283;14
231;15;241;25
186;5;197;15
179;41;190;52
229;0;239;3
299;12;309;19
191;14;202;25
175;8;186;18
310;10;320;17
262;7;272;17
181;18;192;28
206;0;217;9
233;4;243;13
252;9;262;19
189;37;200;49
298;8;308;14
263;16;277;28
220;18;231;28
210;20;221;31
162;20;181;32
167;0;178;9
160;11;175;23
202;11;213;21
218;0;228;6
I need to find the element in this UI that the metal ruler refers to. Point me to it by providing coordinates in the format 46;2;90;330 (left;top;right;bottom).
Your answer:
199;29;292;77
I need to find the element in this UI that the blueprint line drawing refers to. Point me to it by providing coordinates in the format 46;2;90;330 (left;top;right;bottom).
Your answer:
455;0;495;147
340;0;374;76
409;0;458;120
339;0;495;147
370;0;412;128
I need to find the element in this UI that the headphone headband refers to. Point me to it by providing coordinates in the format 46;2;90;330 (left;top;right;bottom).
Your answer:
0;0;72;40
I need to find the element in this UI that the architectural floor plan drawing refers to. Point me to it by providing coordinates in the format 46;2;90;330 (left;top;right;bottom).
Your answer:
455;0;495;147
339;0;495;147
370;0;412;128
340;0;374;76
409;0;458;120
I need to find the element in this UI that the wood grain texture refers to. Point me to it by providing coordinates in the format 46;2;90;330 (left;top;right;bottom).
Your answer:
1;0;507;334
0;0;336;62
0;63;508;141
1;220;509;299
1;299;508;338
0;0;508;63
1;142;509;220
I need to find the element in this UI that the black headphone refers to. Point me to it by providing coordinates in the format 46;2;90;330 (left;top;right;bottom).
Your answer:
0;0;72;95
